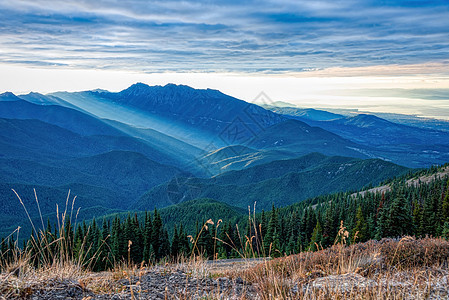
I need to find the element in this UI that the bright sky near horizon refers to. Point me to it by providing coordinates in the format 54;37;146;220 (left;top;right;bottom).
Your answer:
0;0;449;119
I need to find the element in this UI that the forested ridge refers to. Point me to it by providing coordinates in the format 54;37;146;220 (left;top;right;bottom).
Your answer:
2;165;449;271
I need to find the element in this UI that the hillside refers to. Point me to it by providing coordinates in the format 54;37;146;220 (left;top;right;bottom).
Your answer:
0;149;181;213
0;95;204;174
0;118;181;165
0;99;123;136
212;153;357;185
250;119;368;159
159;198;246;236
135;154;408;211
263;105;343;121
196;145;298;173
353;165;449;198
0;182;124;238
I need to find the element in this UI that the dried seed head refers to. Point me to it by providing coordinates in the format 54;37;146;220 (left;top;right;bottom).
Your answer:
187;235;194;243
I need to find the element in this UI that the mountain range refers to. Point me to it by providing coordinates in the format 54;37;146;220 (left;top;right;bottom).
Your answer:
1;83;448;237
264;105;449;168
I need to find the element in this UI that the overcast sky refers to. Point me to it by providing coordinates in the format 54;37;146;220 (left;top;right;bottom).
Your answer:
0;0;448;118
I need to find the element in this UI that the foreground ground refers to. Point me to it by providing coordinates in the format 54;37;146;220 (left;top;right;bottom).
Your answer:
1;237;449;299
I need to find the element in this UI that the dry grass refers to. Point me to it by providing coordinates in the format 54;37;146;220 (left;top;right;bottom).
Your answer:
219;236;449;299
2;233;449;299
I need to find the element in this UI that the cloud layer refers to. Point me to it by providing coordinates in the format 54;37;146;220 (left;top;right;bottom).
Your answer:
0;0;448;73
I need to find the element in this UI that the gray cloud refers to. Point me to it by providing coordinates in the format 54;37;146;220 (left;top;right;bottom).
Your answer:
0;0;448;73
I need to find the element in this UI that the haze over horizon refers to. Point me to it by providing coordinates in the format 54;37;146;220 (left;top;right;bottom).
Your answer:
1;0;448;119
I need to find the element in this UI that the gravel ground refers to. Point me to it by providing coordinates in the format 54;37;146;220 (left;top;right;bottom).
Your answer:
21;264;259;300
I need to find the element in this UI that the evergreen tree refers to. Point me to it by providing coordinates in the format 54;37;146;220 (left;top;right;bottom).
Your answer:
151;208;163;259
366;214;376;240
143;212;153;263
322;206;335;247
171;225;180;258
412;200;423;237
308;221;323;251
73;224;84;261
264;205;280;256
178;224;190;256
442;222;449;240
375;194;388;240
386;193;412;237
111;216;123;261
353;206;367;243
159;229;170;258
442;193;449;223
421;194;439;236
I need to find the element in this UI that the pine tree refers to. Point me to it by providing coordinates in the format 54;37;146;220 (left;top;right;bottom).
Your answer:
178;224;190;256
63;217;74;256
159;229;170;259
152;208;163;259
308;221;322;251
73;224;84;261
412;200;423;237
143;212;153;263
442;222;449;240
366;214;376;240
386;193;412;237
111;216;123;261
353;206;367;243
375;193;388;240
271;228;282;257
219;222;232;258
130;214;143;263
264;205;280;256
96;218;111;271
171;225;180;258
421;194;439;236
322;206;335;247
442;193;449;223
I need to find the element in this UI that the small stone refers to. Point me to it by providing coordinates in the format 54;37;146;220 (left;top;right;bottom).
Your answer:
311;272;377;292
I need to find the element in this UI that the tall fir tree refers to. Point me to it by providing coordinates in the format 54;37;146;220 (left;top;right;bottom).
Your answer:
353;206;367;243
386;193;412;237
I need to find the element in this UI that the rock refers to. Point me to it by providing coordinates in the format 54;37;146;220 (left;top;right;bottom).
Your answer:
235;277;244;284
311;272;377;292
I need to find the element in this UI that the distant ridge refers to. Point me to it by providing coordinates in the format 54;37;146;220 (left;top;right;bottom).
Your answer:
135;153;408;210
0;92;22;101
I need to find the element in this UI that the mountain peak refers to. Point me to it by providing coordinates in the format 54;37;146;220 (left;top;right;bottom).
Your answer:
90;88;109;93
354;114;381;120
0;92;21;101
345;114;392;127
118;82;199;98
121;82;151;94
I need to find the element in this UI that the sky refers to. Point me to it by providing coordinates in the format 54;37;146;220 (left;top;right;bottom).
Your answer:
0;0;449;119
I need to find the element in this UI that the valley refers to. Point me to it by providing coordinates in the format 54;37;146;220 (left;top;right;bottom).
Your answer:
1;83;435;238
